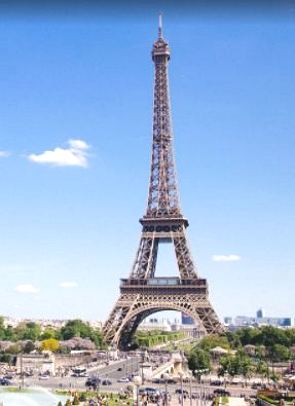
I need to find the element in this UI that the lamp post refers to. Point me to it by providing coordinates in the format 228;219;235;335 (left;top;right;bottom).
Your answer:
141;349;145;385
162;372;169;405
189;373;193;406
19;352;25;390
179;371;184;406
133;375;142;406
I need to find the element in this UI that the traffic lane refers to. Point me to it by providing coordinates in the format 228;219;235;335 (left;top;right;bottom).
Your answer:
90;357;140;380
11;377;257;398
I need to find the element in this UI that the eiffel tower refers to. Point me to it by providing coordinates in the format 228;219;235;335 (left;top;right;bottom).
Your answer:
103;17;223;349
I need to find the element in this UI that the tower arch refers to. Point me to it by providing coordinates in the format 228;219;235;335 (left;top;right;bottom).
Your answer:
102;17;223;349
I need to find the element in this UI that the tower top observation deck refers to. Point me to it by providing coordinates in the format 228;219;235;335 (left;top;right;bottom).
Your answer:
152;14;170;62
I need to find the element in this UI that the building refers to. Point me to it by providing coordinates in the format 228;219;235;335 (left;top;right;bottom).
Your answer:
224;317;233;326
138;318;172;332
224;310;293;329
181;313;194;325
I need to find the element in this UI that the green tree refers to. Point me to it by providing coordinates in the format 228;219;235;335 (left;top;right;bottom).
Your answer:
234;328;260;347
269;344;290;362
239;355;254;383
218;353;253;381
285;329;295;346
188;348;211;374
40;328;58;340
3;326;16;341
15;322;41;341
60;320;92;340
256;360;269;381
6;343;21;354
198;334;230;352
60;320;103;348
0;316;5;340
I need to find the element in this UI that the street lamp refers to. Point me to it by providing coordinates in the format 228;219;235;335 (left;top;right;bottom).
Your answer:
140;349;145;384
133;375;142;406
178;371;184;406
162;372;169;406
188;372;193;406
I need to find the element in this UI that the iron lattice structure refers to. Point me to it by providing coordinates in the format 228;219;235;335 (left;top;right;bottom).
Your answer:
103;18;223;349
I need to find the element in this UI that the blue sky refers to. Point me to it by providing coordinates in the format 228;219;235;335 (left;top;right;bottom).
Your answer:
0;6;295;322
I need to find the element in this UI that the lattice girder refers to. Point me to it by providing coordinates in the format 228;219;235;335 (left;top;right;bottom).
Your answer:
102;290;222;348
102;19;224;348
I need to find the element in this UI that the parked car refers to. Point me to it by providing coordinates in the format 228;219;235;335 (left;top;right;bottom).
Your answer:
117;377;130;383
85;376;101;389
102;379;112;386
175;388;189;396
0;378;12;386
210;380;222;386
139;387;159;396
213;389;231;397
39;375;49;380
152;378;164;384
3;374;13;380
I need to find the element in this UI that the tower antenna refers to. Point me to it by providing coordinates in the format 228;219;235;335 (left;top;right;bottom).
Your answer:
158;13;163;38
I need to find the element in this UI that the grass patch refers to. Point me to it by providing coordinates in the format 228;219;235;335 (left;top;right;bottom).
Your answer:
0;386;41;393
54;390;134;405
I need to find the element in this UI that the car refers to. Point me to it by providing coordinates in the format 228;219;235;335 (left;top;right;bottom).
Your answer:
210;380;222;386
117;377;130;383
213;389;231;397
85;377;101;388
139;387;159;396
39;375;49;380
0;378;12;386
175;388;189;396
79;373;89;377
3;374;13;380
102;379;112;386
251;383;261;389
152;378;164;384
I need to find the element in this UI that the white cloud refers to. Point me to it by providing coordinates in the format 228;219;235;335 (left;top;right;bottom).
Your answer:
59;281;78;288
212;254;241;262
15;284;39;294
0;150;10;157
28;139;90;167
69;139;89;150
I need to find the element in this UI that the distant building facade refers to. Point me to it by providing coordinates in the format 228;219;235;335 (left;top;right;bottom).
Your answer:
224;309;293;329
181;313;194;325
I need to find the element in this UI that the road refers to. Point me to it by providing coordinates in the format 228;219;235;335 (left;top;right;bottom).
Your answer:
14;378;256;399
15;356;140;391
9;355;257;400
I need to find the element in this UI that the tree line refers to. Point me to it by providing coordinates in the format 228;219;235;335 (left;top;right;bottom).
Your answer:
187;326;295;380
0;317;104;360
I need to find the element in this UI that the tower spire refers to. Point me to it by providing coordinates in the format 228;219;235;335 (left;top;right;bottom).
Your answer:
158;13;163;38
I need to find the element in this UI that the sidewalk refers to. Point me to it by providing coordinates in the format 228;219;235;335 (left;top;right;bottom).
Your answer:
228;397;248;406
